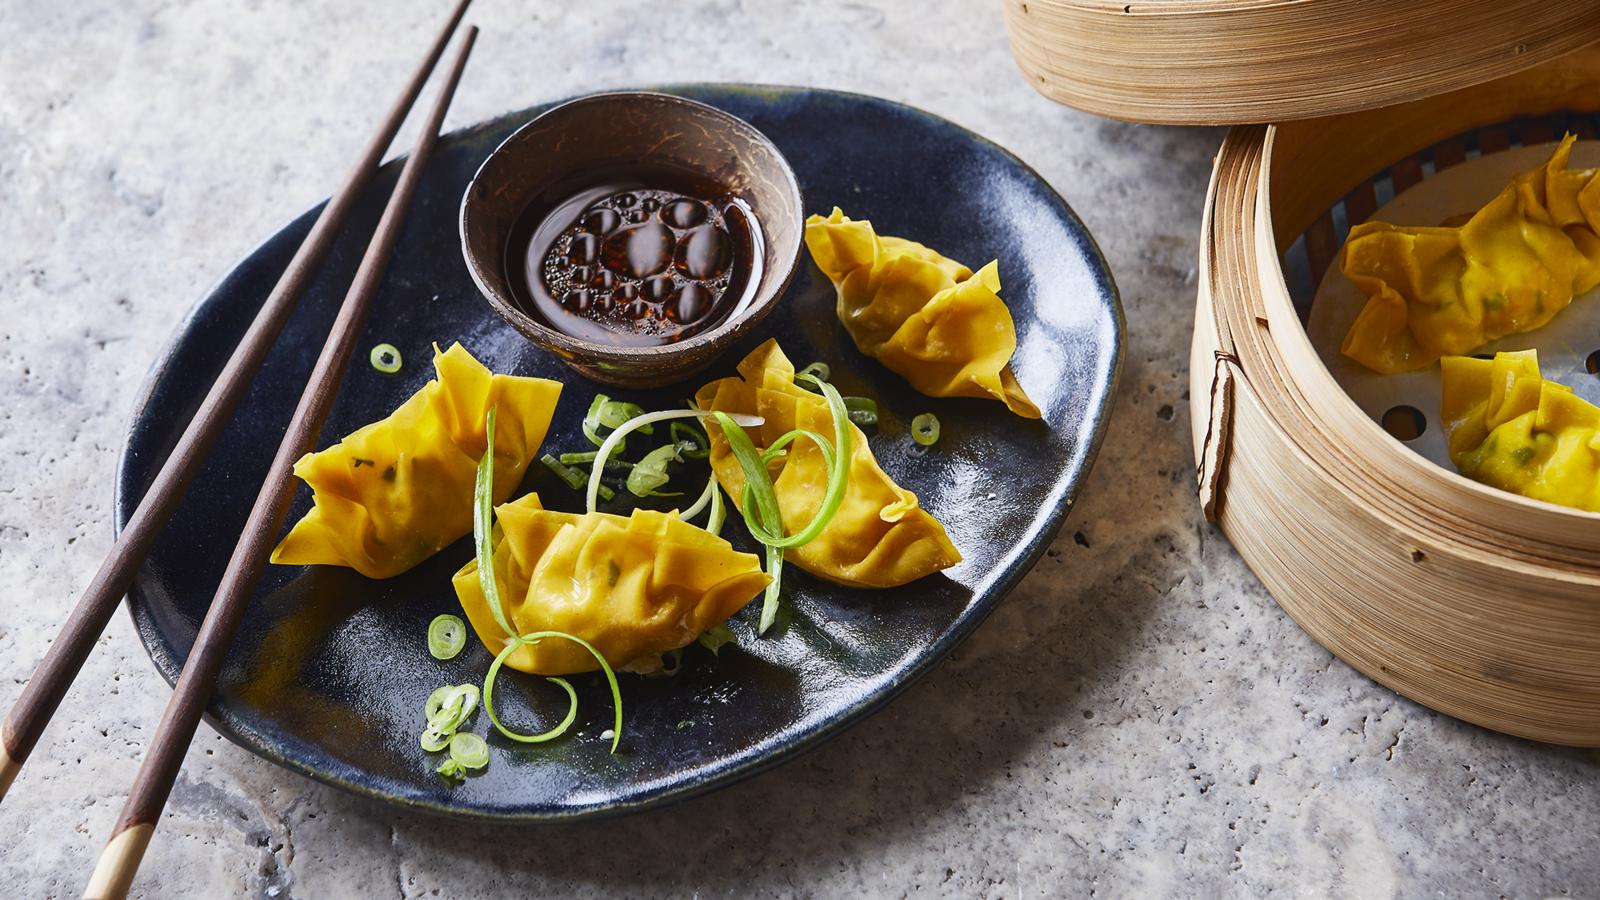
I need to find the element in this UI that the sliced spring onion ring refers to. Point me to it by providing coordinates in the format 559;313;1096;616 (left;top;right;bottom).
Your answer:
843;395;878;428
697;623;736;654
586;408;762;513
369;342;402;374
474;408;514;637
583;395;653;447
911;412;941;446
437;758;465;778
448;732;489;770
419;682;479;751
421;726;453;753
798;361;831;383
670;421;711;459
428;614;467;660
483;631;624;752
425;683;479;722
625;443;684;498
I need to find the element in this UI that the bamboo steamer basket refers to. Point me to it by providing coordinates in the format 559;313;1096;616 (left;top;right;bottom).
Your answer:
1191;47;1600;746
1002;0;1600;125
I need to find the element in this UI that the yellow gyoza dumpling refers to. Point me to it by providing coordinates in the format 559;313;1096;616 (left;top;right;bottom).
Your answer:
695;339;962;588
1341;135;1600;373
271;343;562;578
1440;349;1600;511
451;494;770;675
804;208;1040;418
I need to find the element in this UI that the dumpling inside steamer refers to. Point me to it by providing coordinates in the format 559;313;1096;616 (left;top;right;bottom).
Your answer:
1440;350;1600;512
1339;134;1600;374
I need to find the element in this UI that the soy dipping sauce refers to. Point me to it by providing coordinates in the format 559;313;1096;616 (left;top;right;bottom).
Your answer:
506;167;764;347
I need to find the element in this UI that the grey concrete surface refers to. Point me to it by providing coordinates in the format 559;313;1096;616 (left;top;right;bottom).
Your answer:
1;1;1596;897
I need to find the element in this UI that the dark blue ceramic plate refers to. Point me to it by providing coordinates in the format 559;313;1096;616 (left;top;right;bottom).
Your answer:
117;85;1122;821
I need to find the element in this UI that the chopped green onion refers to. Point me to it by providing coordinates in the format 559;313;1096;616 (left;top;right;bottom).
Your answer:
483;630;624;752
421;724;453;753
586;408;762;513
697;623;736;655
474;408;514;637
420;683;478;752
428;614;467;660
670;421;711;459
713;375;852;633
560;450;632;469
369;342;402;374
843;396;876;415
426;683;479;722
583;394;653;447
436;758;465;779
843;396;878;429
626;443;684;498
448;732;489;770
543;453;615;501
706;477;726;535
798;361;830;383
911;412;941;446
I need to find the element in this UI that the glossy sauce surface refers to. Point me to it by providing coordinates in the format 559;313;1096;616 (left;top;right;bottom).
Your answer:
507;169;764;347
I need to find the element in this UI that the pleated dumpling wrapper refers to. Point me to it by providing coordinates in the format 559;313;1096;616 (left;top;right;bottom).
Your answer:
271;343;562;579
1440;349;1600;512
451;494;770;675
803;207;1040;418
1340;134;1600;373
695;338;962;587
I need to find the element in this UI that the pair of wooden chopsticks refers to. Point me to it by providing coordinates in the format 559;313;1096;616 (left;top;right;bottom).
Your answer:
0;3;477;897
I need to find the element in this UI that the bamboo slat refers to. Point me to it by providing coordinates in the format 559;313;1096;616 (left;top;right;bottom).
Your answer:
1004;0;1600;126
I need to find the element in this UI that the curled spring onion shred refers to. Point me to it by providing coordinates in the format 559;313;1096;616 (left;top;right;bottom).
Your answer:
473;407;514;637
483;631;623;752
706;476;726;536
370;342;403;374
710;374;853;633
680;472;717;520
428;614;467;660
586;408;762;514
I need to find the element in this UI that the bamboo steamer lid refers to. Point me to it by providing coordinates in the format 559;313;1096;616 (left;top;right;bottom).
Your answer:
1003;0;1600;125
1192;47;1600;746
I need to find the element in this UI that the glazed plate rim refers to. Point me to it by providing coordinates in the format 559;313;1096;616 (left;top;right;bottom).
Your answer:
114;82;1125;822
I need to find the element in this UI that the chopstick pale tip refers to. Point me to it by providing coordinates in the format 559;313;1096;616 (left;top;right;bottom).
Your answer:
83;823;153;900
0;741;19;801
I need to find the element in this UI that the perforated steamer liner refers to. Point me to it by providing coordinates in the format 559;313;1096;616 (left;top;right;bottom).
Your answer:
1192;48;1600;746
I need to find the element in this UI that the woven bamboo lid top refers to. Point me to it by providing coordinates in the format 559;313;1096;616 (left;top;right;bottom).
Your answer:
1003;0;1600;126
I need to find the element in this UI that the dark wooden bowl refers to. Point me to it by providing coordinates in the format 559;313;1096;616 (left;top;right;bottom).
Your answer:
459;91;803;386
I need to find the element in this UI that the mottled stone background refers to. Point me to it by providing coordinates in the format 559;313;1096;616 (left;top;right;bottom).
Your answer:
1;1;1596;897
